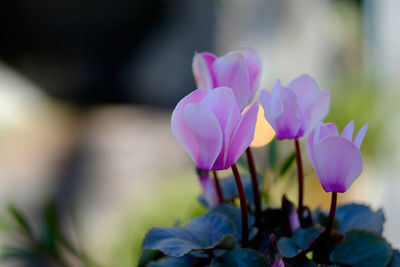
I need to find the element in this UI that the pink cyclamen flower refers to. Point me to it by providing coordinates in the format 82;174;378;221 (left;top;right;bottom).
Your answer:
171;87;259;171
192;48;262;111
260;74;330;140
306;121;368;193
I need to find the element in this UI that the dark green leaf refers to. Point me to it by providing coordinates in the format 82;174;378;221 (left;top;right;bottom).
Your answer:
388;249;400;267
206;204;256;243
148;255;196;267
335;203;385;234
1;246;38;260
40;202;60;254
278;227;323;258
292;227;323;250
277;237;298;258
210;249;267;267
330;229;392;267
284;256;317;267
279;152;296;176
142;214;237;257
138;250;163;267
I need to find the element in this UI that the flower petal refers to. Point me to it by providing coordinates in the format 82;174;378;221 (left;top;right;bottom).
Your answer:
353;123;368;149
306;89;330;135
212;53;250;111
183;103;223;170
272;87;301;140
228;47;262;99
316;136;363;193
341;120;354;141
171;89;209;161
192;52;216;88
225;103;259;168
287;74;320;112
199;87;241;169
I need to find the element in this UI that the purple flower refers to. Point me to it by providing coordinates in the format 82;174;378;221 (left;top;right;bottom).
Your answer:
306;121;368;193
192;48;262;111
171;87;259;171
260;74;330;140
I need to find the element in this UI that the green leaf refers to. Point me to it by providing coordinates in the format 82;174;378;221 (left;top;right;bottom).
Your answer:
0;246;38;260
138;250;163;267
277;237;298;258
330;229;392;267
278;227;323;258
269;139;278;170
7;205;33;237
292;227;323;250
142;213;237;257
40;202;60;254
210;249;267;267
148;255;196;267
279;152;296;176
388;249;400;267
206;204;256;243
335;203;385;234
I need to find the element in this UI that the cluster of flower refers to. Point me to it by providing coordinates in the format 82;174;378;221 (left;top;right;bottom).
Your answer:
140;48;397;267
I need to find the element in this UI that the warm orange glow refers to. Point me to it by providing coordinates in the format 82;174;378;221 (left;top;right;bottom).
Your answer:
250;103;275;147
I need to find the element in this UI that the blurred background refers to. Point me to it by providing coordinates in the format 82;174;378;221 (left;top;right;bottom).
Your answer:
0;0;399;266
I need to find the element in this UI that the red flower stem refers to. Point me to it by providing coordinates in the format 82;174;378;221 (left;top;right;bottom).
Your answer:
213;171;225;203
245;147;262;228
324;192;337;239
294;139;304;224
231;164;249;247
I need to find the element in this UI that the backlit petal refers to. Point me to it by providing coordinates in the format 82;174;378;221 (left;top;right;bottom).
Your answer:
353;123;368;149
212;53;250;111
171;89;209;162
224;103;259;168
183;104;223;170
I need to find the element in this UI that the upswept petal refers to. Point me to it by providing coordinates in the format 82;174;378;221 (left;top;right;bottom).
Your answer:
259;80;284;126
353;123;369;149
171;89;209;160
273;87;301;140
224;103;259;168
200;87;241;169
306;89;330;135
212;53;250;111
341;120;354;141
316;136;363;193
199;87;240;133
318;122;339;140
183;104;223;171
192;52;216;88
228;47;262;98
287;74;320;113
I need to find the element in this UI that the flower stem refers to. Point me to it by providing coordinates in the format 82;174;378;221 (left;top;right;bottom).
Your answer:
245;147;262;228
294;139;304;224
231;164;249;247
324;192;337;239
213;171;225;203
315;192;337;263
